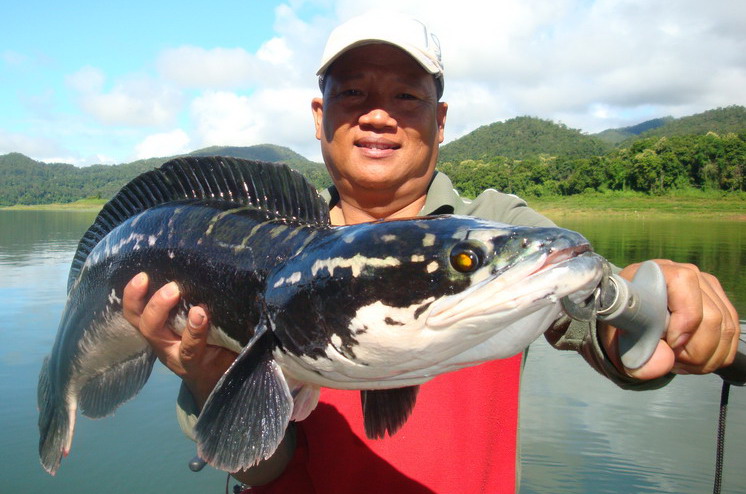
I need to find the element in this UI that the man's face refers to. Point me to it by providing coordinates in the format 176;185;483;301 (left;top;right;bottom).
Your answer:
312;44;447;204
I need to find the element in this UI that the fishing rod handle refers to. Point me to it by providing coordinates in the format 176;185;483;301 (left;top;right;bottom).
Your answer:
597;260;669;370
599;261;746;384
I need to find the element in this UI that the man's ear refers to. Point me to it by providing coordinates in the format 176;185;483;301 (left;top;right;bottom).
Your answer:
311;97;324;141
437;102;448;144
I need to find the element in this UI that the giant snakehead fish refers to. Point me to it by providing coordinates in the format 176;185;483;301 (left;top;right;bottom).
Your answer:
38;156;604;474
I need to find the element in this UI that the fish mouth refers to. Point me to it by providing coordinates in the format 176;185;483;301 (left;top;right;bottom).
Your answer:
427;246;603;329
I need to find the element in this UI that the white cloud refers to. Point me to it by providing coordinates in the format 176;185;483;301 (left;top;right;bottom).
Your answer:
256;37;293;65
66;66;106;93
135;129;191;159
189;91;259;146
11;0;744;166
157;46;261;89
146;0;746;157
0;126;127;165
156;29;316;92
406;0;746;133
189;86;319;158
2;50;29;67
67;67;184;127
0;129;67;160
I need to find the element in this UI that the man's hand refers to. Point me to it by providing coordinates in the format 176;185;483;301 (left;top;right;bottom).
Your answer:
122;272;237;408
122;272;296;484
600;260;740;381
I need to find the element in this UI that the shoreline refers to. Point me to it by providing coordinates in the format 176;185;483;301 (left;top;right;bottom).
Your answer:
527;193;745;221
3;194;744;221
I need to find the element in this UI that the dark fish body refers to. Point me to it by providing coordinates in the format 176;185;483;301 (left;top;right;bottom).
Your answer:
38;157;604;475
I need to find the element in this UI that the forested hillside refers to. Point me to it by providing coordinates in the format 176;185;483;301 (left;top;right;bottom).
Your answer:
593;117;674;145
0;153;164;206
636;106;746;139
0;145;329;206
438;132;745;197
187;144;331;189
2;107;744;206
438;116;612;162
437;106;746;197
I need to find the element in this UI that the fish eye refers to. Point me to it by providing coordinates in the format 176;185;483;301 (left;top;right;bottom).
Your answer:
450;243;484;273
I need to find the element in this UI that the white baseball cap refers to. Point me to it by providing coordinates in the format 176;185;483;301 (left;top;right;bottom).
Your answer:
316;12;444;97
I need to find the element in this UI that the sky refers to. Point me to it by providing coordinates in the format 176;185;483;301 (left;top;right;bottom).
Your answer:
2;0;744;166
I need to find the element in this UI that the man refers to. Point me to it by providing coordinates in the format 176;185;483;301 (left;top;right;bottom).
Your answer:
123;12;739;493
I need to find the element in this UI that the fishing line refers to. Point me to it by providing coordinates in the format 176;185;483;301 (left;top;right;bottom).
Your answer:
711;324;746;494
712;380;730;494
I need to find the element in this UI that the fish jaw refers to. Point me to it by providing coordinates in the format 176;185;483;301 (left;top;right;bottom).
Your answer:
427;248;602;329
420;252;604;370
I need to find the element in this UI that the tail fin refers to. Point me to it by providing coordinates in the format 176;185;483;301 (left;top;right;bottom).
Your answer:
38;357;74;475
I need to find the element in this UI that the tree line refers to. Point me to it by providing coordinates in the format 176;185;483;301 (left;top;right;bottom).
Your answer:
0;147;331;207
437;131;745;198
1;107;744;206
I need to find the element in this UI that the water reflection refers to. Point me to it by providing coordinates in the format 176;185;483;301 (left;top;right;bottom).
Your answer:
521;338;746;493
1;210;744;493
0;210;227;494
0;210;97;264
522;215;746;494
556;216;746;311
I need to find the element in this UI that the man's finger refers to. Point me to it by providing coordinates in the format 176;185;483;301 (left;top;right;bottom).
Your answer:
138;282;181;343
674;274;738;373
627;340;676;380
122;272;149;326
180;306;209;371
702;273;740;366
659;262;703;350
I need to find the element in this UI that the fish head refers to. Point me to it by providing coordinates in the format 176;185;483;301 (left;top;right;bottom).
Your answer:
266;215;604;388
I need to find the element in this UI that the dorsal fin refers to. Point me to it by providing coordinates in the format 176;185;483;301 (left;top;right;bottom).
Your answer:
68;156;330;290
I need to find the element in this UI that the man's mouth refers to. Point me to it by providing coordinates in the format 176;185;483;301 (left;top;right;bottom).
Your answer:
355;138;400;155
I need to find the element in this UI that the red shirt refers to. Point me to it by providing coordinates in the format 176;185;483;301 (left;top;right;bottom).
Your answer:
248;354;522;494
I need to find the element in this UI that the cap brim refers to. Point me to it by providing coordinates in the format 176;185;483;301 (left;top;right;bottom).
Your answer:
316;39;442;77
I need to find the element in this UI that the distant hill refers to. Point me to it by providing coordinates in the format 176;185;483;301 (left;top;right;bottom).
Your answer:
0;145;328;207
636;105;746;139
594;117;674;145
594;106;746;146
438;116;612;163
188;144;330;189
189;143;308;165
3;106;744;206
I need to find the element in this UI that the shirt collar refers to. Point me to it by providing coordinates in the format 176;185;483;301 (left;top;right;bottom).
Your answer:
320;171;464;219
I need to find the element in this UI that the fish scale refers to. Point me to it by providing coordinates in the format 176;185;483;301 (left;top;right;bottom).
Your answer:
38;156;604;476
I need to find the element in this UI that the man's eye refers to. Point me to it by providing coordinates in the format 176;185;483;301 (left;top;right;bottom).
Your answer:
340;89;363;97
397;93;418;100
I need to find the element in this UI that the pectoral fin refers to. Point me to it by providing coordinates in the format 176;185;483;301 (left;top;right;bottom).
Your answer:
79;348;156;418
195;324;292;473
361;385;420;439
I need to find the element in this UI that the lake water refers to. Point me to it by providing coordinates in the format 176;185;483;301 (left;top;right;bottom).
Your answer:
1;209;744;493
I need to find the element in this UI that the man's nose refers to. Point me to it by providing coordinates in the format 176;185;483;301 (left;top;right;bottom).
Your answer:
358;106;397;130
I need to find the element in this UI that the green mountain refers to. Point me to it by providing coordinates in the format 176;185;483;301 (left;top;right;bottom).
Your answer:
438;116;612;163
636;105;746;139
594;117;674;145
189;143;308;164
594;106;746;146
3;107;744;206
188;144;330;189
0;145;328;207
